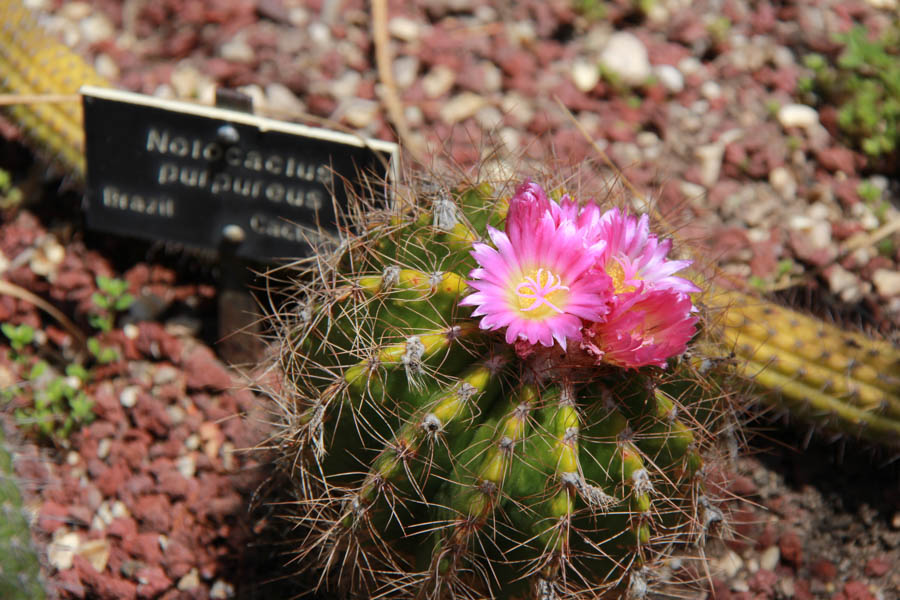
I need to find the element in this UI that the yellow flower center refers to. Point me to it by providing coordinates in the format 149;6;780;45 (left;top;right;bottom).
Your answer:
607;259;638;294
513;268;569;320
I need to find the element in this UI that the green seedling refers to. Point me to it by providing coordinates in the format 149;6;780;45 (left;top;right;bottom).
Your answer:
86;337;120;365
14;363;94;439
89;275;134;332
1;323;35;355
802;26;900;161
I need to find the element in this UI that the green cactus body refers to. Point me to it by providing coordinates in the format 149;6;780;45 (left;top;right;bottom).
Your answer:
709;289;900;447
275;183;728;599
0;426;45;600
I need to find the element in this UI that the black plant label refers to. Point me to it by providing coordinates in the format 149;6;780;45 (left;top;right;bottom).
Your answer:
82;86;397;261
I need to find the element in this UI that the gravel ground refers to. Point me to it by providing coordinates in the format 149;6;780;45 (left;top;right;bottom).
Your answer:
1;0;899;598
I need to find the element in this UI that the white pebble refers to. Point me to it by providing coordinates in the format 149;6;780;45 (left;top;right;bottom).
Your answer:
97;438;111;460
392;56;419;89
769;167;797;200
308;22;331;45
654;64;684;93
677;56;702;76
572;58;600;93
440;92;487;124
388;17;420;42
778;104;819;129
695;143;725;187
718;549;743;578
600;32;651;86
422;65;456;98
759;546;781;571
701;80;722;100
48;530;81;571
119;385;139;408
827;265;865;304
265;83;305;117
210;580;235;599
219;38;254;63
340;98;379;129
176;453;197;478
94;53;120;80
873;269;900;298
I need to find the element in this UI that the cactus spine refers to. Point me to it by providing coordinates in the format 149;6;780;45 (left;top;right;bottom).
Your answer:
273;182;729;599
0;425;45;600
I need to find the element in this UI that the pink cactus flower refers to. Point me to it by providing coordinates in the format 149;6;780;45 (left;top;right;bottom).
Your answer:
464;182;698;365
461;183;612;350
582;207;701;299
582;290;698;368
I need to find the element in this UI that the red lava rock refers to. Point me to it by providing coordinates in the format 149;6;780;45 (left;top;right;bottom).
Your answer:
91;382;128;423
135;322;183;361
748;569;777;596
207;492;245;520
710;578;733;599
157;469;194;500
107;517;138;540
124;532;163;565
56;567;86;598
73;554;102;590
132;395;173;437
833;178;861;207
162;537;196;580
182;346;234;391
133;494;173;533
778;531;803;567
816;147;856;174
135;565;172;599
94;575;138;600
95;463;130;498
755;522;778;550
38;500;70;534
790;229;838;267
750;239;778;279
835;581;876;600
121;474;156;503
793;579;814;600
864;555;890;578
810;558;837;581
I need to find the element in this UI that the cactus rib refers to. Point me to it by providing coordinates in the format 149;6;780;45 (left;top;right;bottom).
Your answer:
707;290;900;446
0;0;110;178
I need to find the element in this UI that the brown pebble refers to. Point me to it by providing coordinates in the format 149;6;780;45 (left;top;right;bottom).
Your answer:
864;556;890;578
778;531;803;566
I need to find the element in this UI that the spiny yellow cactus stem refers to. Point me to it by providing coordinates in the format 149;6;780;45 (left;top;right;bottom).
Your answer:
707;289;900;446
0;0;111;178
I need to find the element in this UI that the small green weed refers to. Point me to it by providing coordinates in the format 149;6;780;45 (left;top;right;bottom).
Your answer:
800;25;900;160
0;168;23;210
1;323;35;355
89;275;134;333
13;363;94;439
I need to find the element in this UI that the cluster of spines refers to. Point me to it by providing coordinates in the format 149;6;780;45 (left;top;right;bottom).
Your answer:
0;425;45;600
707;289;900;447
0;0;110;178
274;182;726;600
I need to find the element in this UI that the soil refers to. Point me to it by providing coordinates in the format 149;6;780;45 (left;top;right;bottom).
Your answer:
1;0;898;599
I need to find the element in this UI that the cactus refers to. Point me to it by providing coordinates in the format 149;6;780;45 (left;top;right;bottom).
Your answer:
271;181;735;599
705;289;900;447
0;424;46;600
1;0;896;450
0;0;110;179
